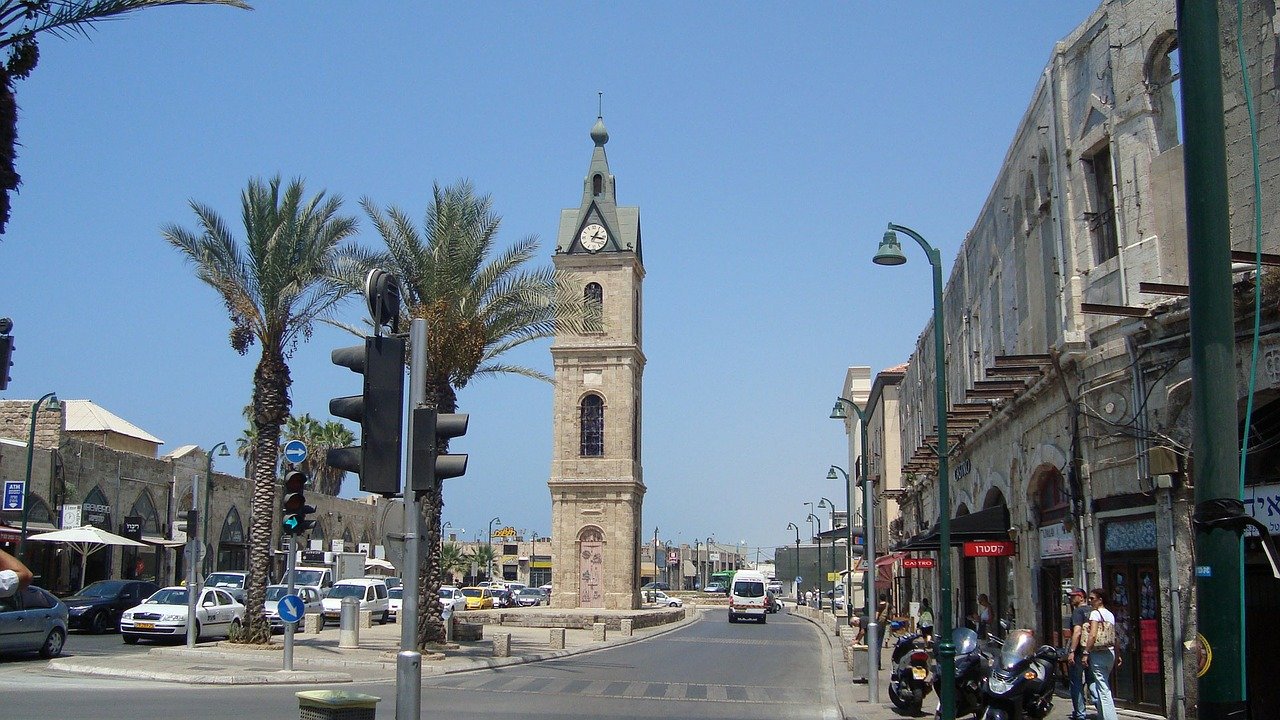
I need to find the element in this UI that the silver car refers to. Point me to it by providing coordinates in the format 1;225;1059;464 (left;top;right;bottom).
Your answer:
0;585;68;658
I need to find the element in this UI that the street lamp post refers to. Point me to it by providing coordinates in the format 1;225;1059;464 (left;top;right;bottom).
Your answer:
831;396;878;702
786;522;801;598
874;222;955;720
818;497;837;594
202;442;230;575
17;392;59;560
487;516;501;581
704;536;715;589
807;513;821;610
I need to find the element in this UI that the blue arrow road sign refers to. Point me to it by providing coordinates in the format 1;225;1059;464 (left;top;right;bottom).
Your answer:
278;594;306;624
3;481;23;511
283;440;308;465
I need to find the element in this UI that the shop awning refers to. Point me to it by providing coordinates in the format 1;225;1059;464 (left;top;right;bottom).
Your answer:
876;552;906;567
895;506;1011;552
141;535;185;548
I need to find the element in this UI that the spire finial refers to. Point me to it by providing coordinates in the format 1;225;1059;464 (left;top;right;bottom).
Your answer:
590;94;609;146
597;91;603;119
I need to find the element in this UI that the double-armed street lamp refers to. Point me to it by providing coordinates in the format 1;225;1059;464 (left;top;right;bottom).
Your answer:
487;516;501;580
18;392;59;560
873;222;955;720
786;522;801;598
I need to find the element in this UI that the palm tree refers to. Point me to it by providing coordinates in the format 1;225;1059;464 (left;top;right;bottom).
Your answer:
353;180;588;648
469;544;497;583
164;175;358;643
312;420;354;495
439;541;466;585
0;0;250;235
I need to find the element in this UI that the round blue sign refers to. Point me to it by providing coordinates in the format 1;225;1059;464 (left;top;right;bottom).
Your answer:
283;440;308;465
278;594;306;623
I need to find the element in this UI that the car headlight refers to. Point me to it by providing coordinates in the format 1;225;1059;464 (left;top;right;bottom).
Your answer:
69;605;91;612
160;614;187;622
121;613;134;621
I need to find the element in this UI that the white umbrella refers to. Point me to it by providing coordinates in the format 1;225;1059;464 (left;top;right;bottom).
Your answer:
27;525;148;590
364;557;395;572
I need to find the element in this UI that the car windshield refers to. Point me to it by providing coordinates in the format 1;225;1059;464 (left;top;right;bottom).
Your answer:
76;580;126;598
389;588;402;599
286;570;325;586
517;589;540;596
264;586;289;601
206;573;244;588
327;585;366;599
733;581;765;598
461;588;484;598
438;589;456;599
146;588;187;605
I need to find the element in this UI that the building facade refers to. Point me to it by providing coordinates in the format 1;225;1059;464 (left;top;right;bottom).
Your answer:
547;116;646;609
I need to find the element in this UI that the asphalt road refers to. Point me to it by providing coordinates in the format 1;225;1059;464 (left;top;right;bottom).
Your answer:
0;609;840;720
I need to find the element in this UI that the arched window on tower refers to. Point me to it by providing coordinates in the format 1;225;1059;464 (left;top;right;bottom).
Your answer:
580;394;604;457
584;282;603;333
592;174;603;196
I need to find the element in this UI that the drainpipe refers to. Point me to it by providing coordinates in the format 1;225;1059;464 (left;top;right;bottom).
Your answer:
1046;51;1072;338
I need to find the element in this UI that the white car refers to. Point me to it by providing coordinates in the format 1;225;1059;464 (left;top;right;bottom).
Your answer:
438;586;468;613
388;586;403;620
653;591;683;608
120;586;244;644
321;579;390;624
204;572;249;603
263;585;324;632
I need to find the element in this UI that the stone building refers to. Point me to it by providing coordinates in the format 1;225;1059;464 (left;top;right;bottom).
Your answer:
834;2;1280;717
547;116;646;609
0;399;393;593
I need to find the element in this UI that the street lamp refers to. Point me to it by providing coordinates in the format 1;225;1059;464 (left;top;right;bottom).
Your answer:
807;512;821;610
487;516;501;581
18;392;59;560
874;222;955;720
704;536;715;589
831;396;879;701
804;501;818;532
202;442;230;574
818;497;838;610
786;522;801;598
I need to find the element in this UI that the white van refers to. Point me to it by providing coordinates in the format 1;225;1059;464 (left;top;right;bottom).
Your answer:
321;578;390;624
728;570;769;623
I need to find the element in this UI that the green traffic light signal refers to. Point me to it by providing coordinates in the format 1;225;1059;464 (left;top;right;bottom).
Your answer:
281;470;314;535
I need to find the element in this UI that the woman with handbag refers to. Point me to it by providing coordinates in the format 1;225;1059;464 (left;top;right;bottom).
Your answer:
1083;588;1119;720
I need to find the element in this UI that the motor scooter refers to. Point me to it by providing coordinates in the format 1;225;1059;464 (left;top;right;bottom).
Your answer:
931;626;991;719
888;622;935;713
980;628;1061;720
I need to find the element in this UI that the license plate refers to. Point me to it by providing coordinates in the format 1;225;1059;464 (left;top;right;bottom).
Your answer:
912;667;927;679
135;622;155;629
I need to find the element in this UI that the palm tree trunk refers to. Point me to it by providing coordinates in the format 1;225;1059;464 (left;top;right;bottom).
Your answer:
240;350;291;644
416;380;457;648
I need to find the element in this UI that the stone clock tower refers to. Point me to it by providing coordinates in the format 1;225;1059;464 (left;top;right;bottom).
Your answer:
548;116;645;610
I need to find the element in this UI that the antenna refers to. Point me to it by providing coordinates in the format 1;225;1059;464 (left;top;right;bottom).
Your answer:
597;91;603;118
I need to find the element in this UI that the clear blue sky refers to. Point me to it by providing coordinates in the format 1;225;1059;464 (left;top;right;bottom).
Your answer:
2;1;1102;559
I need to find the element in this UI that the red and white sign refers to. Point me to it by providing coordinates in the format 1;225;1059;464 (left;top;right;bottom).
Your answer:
902;557;936;569
963;540;1016;557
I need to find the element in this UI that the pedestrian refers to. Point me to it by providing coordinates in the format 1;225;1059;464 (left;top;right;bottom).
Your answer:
917;597;934;629
1084;588;1119;720
876;592;891;645
0;548;33;608
1065;587;1090;720
976;593;993;638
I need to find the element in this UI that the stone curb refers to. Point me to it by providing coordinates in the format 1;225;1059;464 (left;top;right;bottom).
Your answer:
46;657;353;685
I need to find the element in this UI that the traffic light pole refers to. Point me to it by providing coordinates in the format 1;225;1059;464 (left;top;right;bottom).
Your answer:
397;318;427;720
284;534;296;671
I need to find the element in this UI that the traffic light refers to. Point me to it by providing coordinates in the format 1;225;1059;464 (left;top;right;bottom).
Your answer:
175;509;198;537
0;317;13;391
281;470;315;535
327;335;406;496
410;407;469;495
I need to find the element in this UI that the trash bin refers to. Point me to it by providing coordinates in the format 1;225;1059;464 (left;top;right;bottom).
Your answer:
296;690;380;720
850;644;869;683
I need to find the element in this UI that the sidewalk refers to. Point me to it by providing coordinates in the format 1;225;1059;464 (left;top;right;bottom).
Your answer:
47;606;700;685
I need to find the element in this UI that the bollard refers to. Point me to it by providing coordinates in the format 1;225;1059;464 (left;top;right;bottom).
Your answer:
296;690;380;720
395;651;421;720
359;609;372;629
549;628;565;649
304;613;323;634
591;622;607;641
492;632;511;657
850;644;869;682
340;596;360;649
443;607;455;642
620;619;633;637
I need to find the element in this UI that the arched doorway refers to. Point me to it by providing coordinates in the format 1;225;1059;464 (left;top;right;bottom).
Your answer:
122;491;161;583
217;507;247;571
577;526;604;608
1029;465;1073;647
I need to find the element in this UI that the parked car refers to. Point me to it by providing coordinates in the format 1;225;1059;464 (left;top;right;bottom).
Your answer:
263;585;324;632
703;581;728;594
439;586;469;614
767;580;783;594
388;587;402;621
653;591;683;608
0;584;68;658
514;588;546;607
321;578;390;624
460;586;494;610
641;581;670;591
366;575;401;591
204;572;250;603
62;579;159;634
120;586;244;644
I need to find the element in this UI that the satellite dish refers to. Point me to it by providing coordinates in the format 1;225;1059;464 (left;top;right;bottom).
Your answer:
365;269;402;334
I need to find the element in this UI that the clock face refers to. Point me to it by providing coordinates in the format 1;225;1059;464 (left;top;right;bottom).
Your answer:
579;223;608;252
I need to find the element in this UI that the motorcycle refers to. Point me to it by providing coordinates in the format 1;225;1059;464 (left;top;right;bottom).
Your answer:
980;628;1062;720
932;626;991;719
888;623;935;713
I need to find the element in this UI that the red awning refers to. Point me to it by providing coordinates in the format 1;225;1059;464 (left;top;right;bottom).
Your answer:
876;552;906;567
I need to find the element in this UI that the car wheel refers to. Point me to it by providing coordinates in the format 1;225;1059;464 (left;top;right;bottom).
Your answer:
381;610;390;625
193;620;201;641
39;628;66;658
229;618;242;638
318;614;326;631
90;610;111;634
760;615;767;624
122;633;139;645
728;614;737;624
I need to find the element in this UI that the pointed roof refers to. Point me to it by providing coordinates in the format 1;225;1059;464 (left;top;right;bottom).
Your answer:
557;115;642;259
63;400;163;445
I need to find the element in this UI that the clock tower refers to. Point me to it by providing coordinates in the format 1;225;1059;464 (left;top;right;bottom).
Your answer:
548;116;645;609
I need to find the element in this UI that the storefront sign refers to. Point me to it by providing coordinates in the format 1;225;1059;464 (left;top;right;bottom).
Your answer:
667;551;680;564
1140;618;1160;674
3;481;23;511
62;504;81;528
963;540;1016;557
903;557;936;569
331;539;344;553
84;502;111;527
493;526;517;538
1038;522;1075;559
121;517;143;542
1244;482;1280;536
953;458;972;481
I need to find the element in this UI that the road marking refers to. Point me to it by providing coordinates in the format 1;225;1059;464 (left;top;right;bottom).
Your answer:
427;673;822;704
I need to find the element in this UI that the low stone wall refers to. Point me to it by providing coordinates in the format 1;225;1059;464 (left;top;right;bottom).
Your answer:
455;608;685;631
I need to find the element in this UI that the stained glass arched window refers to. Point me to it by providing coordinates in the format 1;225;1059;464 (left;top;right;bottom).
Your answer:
580;394;604;457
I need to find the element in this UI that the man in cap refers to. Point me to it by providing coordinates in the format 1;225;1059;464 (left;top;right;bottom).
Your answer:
1065;587;1090;720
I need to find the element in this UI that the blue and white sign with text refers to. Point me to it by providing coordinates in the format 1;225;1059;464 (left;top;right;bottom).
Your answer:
3;481;23;511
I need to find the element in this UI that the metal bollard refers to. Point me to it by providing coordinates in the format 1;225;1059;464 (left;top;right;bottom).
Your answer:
340;596;360;649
